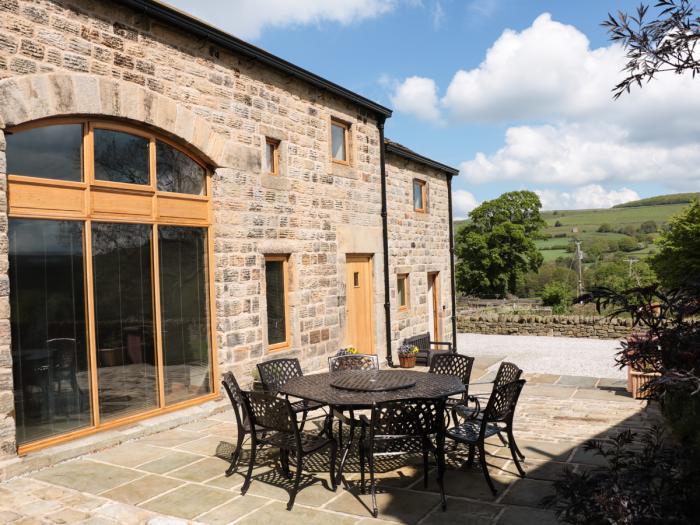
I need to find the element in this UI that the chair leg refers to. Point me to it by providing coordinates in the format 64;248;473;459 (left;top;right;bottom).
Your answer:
226;431;245;477
299;410;308;432
368;452;378;518
287;455;304;511
359;440;366;494
422;440;429;488
497;431;508;447
329;442;338;491
280;448;292;479
508;431;526;476
478;444;497;495
241;437;257;495
338;419;343;449
437;437;447;511
509;429;526;460
467;444;475;466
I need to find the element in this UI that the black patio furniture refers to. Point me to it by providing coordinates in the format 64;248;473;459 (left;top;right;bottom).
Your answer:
279;370;464;487
402;332;453;366
446;379;527;495
257;358;326;430
240;390;337;510
428;353;476;426
359;397;448;518
455;361;523;422
327;353;380;447
221;371;257;477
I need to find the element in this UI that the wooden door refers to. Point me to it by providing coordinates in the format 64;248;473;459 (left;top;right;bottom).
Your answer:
345;256;374;354
428;272;440;341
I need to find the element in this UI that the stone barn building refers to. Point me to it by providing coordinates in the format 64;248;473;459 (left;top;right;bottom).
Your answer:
0;0;458;468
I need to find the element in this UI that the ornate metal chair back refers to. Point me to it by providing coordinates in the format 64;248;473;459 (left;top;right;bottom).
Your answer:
428;353;474;386
242;390;297;436
370;397;446;439
493;362;522;388
257;358;303;393
221;371;249;430
481;379;526;429
328;354;379;373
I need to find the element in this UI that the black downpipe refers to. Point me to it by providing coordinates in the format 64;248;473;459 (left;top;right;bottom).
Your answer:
378;118;394;367
447;175;458;351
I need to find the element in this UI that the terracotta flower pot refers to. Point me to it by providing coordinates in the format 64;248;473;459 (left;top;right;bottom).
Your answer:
629;369;661;399
399;354;416;368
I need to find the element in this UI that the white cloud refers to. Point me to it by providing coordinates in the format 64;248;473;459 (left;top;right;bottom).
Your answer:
432;1;446;29
390;76;443;123
168;0;399;40
535;185;640;210
467;0;500;19
452;189;480;218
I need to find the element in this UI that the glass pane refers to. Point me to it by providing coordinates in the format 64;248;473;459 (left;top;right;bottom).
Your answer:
94;129;149;185
398;277;406;307
156;141;205;195
413;181;424;210
158;226;212;405
9;219;91;445
265;260;287;345
92;223;157;421
331;123;346;161
264;142;275;174
6;125;83;181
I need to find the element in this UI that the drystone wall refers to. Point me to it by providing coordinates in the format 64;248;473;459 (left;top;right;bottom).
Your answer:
458;313;636;340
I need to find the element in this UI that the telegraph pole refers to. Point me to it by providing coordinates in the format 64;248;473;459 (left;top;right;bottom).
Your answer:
624;258;639;284
575;240;584;298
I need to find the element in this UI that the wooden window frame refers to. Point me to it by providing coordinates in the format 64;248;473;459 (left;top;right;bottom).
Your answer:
397;273;410;311
330;118;350;166
265;254;291;352
413;179;427;213
264;137;280;176
6;117;218;455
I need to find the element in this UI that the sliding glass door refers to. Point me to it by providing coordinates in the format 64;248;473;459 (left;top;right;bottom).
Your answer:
7;119;216;451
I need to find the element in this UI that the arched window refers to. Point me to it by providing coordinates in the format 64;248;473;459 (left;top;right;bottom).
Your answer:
5;119;216;452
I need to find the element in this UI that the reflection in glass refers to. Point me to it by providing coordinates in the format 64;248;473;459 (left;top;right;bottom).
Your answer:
9;219;91;445
265;259;287;345
398;276;407;307
264;139;278;175
156;141;205;195
94;129;149;185
331;123;346;161
413;181;424;210
92;223;157;420
6;125;83;182
158;227;211;405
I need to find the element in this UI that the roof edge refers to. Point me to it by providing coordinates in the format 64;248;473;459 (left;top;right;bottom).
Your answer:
385;139;459;176
114;0;393;119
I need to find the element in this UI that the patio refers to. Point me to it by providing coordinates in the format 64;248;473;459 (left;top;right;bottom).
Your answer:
0;363;660;525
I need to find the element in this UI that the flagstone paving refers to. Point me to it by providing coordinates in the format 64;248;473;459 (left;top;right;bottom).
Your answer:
0;370;660;524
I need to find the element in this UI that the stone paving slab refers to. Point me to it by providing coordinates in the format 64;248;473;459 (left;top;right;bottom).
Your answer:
0;374;661;524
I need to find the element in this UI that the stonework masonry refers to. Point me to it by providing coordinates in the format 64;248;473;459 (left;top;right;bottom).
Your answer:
0;0;456;463
386;155;454;355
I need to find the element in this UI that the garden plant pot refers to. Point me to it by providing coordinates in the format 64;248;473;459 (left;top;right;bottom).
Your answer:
629;369;661;399
399;355;416;368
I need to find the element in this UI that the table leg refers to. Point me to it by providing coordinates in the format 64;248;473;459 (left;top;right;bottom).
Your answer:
334;407;356;486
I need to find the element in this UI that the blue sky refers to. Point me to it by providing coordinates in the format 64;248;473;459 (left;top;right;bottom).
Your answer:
167;0;700;217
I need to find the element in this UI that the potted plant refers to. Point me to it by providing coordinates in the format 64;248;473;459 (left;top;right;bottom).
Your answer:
336;346;359;356
398;343;419;368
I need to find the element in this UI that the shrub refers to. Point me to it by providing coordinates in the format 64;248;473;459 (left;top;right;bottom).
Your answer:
597;223;613;233
554;220;563;227
541;281;572;313
617;236;638;252
640;220;658;233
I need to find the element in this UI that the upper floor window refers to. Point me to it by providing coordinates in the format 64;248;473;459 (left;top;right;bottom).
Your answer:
6;120;206;195
331;118;349;164
264;137;280;176
413;179;427;212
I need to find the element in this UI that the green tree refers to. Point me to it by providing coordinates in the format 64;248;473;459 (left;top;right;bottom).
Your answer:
455;191;545;297
617;236;639;252
542;281;573;314
651;200;700;288
597;223;613;233
640;220;658;233
586;257;656;291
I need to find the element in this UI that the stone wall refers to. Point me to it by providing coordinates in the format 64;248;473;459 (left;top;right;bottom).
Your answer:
386;154;453;359
458;313;635;340
0;0;396;458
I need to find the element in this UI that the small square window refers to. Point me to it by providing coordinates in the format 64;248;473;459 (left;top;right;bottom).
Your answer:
397;274;409;310
331;119;349;164
264;138;280;175
413;179;427;212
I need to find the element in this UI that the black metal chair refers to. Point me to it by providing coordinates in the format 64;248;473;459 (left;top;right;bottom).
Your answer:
359;397;447;518
221;371;258;477
402;332;453;366
257;358;326;431
446;379;527;495
455;361;522;422
240;390;337;510
428;353;475;427
328;354;380;449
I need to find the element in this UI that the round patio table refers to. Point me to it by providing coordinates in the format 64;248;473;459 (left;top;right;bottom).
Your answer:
280;369;465;483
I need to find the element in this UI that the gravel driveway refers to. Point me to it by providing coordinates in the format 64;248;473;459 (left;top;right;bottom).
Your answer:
458;332;626;379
